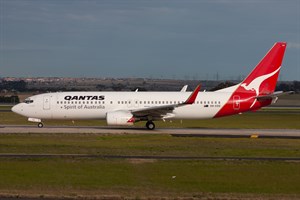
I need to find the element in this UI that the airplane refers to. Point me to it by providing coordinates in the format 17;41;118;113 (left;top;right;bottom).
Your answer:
12;42;292;130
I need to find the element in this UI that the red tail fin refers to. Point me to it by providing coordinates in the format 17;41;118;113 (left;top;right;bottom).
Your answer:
215;42;287;118
240;42;286;96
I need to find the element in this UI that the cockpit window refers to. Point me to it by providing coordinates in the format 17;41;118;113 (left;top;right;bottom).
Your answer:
24;98;34;104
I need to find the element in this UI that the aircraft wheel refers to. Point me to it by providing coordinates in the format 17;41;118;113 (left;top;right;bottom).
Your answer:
37;122;44;128
146;121;155;130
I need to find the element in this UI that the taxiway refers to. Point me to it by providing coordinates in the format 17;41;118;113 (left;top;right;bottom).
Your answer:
0;125;299;138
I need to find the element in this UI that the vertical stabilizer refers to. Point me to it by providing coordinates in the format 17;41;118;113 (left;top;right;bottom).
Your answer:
215;42;287;117
240;42;286;96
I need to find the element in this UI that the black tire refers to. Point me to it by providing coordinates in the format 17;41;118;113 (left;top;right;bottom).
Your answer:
37;123;44;128
146;121;155;130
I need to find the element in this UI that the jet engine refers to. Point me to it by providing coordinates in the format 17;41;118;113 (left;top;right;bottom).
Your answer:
106;110;135;126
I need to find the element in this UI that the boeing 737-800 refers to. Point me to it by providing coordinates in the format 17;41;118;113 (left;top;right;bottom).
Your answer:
12;42;291;130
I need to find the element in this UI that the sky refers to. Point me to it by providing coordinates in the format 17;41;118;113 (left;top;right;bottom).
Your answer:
0;0;299;81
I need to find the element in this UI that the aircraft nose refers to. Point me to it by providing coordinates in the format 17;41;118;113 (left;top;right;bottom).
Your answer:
11;104;23;114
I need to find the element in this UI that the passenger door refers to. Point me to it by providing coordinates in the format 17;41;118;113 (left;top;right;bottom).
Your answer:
43;96;51;110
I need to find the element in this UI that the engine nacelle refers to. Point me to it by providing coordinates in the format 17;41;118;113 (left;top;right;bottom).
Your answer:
106;110;135;126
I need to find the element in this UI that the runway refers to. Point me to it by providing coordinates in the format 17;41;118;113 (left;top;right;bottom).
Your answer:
0;153;299;161
0;125;299;138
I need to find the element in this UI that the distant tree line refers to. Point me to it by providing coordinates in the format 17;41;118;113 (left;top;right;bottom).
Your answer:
0;80;84;92
1;80;299;93
0;80;26;91
209;81;300;93
276;81;300;93
209;81;236;91
26;87;83;92
0;96;19;104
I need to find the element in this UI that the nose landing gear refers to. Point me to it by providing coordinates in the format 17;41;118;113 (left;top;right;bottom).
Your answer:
28;118;44;128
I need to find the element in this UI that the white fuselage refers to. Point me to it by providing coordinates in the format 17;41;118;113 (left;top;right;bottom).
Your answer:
12;91;233;120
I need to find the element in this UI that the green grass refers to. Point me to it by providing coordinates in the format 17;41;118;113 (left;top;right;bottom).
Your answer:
0;159;299;198
0;105;13;110
155;111;300;129
0;134;300;198
0;134;300;158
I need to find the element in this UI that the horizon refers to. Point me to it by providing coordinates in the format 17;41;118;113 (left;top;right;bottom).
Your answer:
1;75;298;82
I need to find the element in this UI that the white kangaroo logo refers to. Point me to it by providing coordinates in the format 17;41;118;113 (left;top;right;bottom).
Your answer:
240;66;281;108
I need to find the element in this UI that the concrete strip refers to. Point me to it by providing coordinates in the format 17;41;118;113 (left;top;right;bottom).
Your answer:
0;153;300;161
0;125;299;138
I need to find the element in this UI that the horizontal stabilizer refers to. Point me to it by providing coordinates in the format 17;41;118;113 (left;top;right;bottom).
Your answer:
256;91;294;100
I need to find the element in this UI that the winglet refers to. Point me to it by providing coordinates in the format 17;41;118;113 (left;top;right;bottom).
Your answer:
184;85;201;104
180;85;188;92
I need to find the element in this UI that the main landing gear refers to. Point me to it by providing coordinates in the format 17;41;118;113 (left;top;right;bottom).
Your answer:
37;122;44;128
146;121;155;130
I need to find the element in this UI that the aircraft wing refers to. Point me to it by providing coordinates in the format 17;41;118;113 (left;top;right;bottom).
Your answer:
131;85;201;119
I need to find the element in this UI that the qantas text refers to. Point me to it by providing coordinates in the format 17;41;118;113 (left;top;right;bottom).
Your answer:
64;95;105;101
